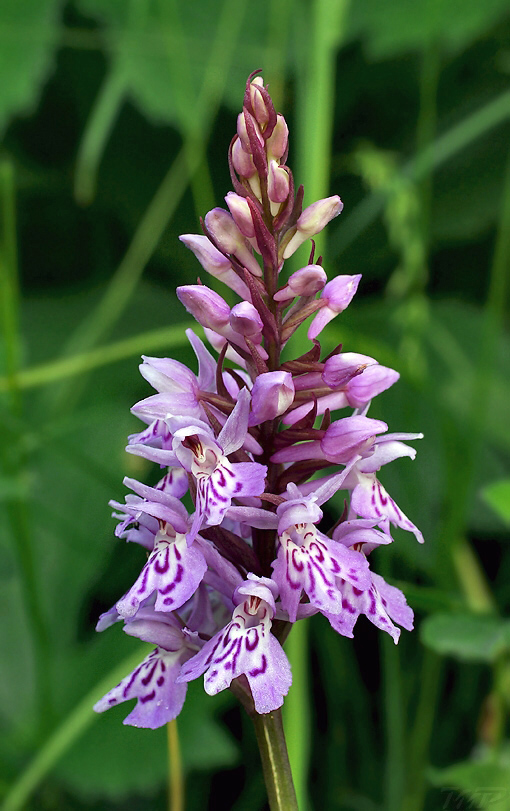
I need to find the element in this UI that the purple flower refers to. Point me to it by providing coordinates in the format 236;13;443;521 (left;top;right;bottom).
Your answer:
343;433;424;543
115;522;208;618
308;274;361;340
270;487;371;622
284;353;399;425
204;208;262;277
274;264;327;303
177;575;292;714
282;196;344;259
325;572;414;643
171;390;267;540
249;371;295;426
94;612;196;728
179;234;252;300
271;415;388;465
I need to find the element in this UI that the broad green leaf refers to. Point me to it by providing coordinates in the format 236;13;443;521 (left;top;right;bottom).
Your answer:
482;479;510;526
77;0;268;128
0;0;62;135
421;613;510;662
348;0;510;58
429;746;510;811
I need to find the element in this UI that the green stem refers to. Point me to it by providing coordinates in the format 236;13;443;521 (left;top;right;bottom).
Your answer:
167;719;184;811
402;650;442;811
282;621;311;810
252;709;298;811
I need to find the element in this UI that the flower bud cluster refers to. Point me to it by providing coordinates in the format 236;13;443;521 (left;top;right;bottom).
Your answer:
95;72;423;727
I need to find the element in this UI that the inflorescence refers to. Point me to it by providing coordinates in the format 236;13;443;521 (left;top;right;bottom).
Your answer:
94;72;423;727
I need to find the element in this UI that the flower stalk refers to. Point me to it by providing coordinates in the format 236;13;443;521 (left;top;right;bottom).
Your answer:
252;709;298;811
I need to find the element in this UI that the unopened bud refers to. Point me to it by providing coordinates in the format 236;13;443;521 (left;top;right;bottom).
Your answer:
266;114;288;162
237;111;264;153
249;77;270;128
179;234;251;300
225;192;255;238
282;195;343;259
249;371;295;426
308;274;361;340
177;285;230;332
320;416;388;464
229;301;263;338
268;160;290;204
205;208;262;277
274;264;327;302
232;137;257;179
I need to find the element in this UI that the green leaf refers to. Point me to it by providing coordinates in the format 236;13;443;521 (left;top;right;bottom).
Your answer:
348;0;510;58
421;613;510;663
482;479;510;526
429;745;510;811
55;680;238;800
0;0;62;135
77;0;267;127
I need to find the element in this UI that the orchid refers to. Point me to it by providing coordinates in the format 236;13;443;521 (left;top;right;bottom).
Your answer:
94;71;423;811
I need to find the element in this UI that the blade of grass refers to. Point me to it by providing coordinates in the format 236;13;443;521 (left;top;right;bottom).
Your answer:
447;142;510;600
1;644;151;811
0;162;53;734
74;65;128;205
382;633;406;811
55;0;249;412
294;0;351;265
0;323;195;392
264;0;294;110
331;88;510;256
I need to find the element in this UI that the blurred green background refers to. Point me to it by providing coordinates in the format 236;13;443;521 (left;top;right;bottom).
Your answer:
1;0;510;809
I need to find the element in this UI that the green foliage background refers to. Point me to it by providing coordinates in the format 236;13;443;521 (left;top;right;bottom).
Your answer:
0;1;509;809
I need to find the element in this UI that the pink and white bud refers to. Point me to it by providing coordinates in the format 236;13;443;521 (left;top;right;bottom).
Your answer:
225;192;255;238
320;416;388;464
229;301;263;339
232;137;257;179
323;352;399;407
249;371;295;426
282;195;343;259
179;234;251;300
274;264;327;302
237;111;264;153
345;363;400;408
322;352;376;389
249;77;270;128
205;208;262;277
308;274;361;340
266;115;288;162
247;173;262;201
268;160;290;204
177;285;230;332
